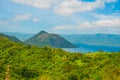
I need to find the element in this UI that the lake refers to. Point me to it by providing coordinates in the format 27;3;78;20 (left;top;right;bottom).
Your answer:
63;43;120;53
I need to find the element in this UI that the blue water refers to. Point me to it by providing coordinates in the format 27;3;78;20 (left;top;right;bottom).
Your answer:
63;43;120;53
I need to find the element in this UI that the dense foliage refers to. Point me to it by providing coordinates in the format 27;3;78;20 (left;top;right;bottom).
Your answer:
0;36;120;80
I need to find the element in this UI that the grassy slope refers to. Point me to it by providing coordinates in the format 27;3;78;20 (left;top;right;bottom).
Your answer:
0;36;120;80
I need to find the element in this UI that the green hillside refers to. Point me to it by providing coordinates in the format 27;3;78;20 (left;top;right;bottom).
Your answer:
0;33;22;43
25;31;76;48
0;36;120;80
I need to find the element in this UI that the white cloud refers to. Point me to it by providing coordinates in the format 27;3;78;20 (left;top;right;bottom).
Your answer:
33;18;39;22
93;19;120;27
13;13;40;22
94;13;120;19
52;18;120;34
53;18;120;30
53;25;73;30
0;21;8;25
13;13;31;21
13;0;117;16
54;0;117;16
13;0;59;9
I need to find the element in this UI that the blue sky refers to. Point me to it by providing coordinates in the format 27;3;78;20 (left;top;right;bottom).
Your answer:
0;0;120;34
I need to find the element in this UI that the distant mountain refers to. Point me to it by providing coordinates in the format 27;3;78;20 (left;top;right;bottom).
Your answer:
25;31;76;48
62;34;120;47
3;31;120;47
3;32;34;41
0;33;22;43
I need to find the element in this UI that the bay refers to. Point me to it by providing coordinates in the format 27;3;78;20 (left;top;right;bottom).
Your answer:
63;43;120;53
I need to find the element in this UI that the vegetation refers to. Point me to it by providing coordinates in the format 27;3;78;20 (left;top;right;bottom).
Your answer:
0;33;22;43
25;31;76;48
0;36;120;80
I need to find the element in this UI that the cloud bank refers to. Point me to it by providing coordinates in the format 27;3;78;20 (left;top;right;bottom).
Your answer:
13;0;117;16
53;18;120;30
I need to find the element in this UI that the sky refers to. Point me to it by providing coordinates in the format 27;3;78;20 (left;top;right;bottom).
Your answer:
0;0;120;34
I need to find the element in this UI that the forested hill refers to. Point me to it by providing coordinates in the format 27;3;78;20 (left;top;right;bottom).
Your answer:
0;33;22;43
25;31;76;48
0;36;120;80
